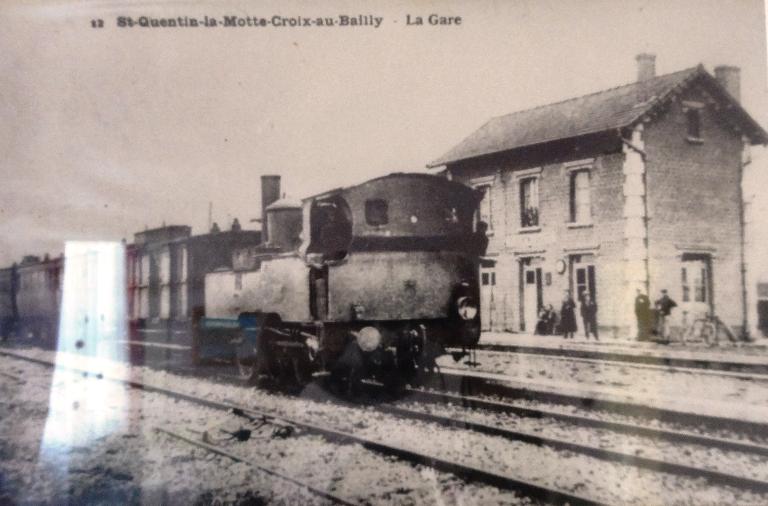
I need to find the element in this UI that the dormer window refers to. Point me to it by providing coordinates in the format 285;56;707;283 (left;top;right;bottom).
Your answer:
683;101;703;143
687;109;701;138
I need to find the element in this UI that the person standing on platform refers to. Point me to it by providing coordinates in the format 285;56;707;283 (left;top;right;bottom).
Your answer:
580;292;599;340
634;289;651;341
560;290;577;339
655;289;677;340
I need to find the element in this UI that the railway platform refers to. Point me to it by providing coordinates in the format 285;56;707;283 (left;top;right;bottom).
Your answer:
477;331;768;373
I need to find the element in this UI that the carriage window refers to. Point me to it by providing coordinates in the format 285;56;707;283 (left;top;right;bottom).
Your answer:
365;199;388;226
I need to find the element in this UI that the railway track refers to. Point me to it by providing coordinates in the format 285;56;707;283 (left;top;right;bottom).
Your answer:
154;427;357;505
358;387;768;494
6;346;768;503
471;342;768;375
426;367;768;437
0;349;600;505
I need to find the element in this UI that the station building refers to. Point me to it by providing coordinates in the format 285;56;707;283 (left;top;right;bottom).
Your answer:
430;55;767;338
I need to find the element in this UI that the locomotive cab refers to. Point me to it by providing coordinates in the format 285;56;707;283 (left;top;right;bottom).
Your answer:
305;196;353;263
299;173;484;383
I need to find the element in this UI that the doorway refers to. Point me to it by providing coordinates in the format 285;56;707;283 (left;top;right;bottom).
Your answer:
680;253;712;327
480;260;496;331
570;254;596;334
520;258;543;333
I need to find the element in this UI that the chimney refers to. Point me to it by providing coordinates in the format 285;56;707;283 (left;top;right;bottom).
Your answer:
260;175;281;243
635;53;656;82
714;65;740;102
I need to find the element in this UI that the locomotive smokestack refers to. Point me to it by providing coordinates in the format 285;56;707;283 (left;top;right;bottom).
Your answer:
260;175;281;243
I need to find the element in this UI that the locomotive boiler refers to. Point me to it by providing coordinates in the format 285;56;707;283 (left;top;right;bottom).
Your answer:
197;173;484;387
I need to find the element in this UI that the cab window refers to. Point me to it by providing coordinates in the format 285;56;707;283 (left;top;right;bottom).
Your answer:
365;199;388;226
308;197;353;261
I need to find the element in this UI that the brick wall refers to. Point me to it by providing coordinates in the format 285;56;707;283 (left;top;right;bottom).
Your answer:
644;85;745;333
449;134;628;334
444;87;747;338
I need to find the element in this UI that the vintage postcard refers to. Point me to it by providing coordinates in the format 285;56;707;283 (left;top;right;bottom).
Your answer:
1;1;767;504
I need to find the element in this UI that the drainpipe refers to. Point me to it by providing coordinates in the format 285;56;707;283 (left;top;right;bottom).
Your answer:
740;137;752;340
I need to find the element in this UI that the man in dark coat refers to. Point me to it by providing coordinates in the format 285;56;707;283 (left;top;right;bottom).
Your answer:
634;289;651;341
560;290;577;339
580;292;599;340
655;289;677;339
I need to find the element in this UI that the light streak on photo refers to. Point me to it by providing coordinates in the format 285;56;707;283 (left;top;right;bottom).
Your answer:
39;241;128;460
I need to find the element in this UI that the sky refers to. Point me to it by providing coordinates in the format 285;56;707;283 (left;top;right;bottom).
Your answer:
1;0;766;268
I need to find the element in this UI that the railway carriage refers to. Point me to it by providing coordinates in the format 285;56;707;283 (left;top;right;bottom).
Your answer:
14;255;63;344
0;265;16;339
198;173;485;387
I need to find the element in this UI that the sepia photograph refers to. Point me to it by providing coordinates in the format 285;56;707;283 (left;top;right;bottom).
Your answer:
1;0;768;504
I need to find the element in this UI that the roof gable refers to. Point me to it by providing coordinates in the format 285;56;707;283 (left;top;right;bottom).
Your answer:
429;66;767;167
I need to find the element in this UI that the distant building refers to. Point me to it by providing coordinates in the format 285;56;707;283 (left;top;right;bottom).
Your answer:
758;282;768;338
430;55;767;338
127;223;260;334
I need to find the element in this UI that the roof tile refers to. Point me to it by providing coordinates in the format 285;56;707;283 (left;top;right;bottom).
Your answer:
429;67;707;167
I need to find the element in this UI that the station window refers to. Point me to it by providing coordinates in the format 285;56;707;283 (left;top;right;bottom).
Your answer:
520;177;539;228
365;199;388;226
476;184;493;231
569;169;591;223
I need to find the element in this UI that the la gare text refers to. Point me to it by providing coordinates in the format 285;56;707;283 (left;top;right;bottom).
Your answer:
406;14;461;26
111;14;461;29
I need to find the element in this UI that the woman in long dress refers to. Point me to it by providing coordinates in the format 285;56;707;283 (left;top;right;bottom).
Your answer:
560;290;577;339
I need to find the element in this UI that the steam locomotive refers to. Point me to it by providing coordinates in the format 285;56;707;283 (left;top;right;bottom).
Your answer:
197;173;484;387
0;172;484;389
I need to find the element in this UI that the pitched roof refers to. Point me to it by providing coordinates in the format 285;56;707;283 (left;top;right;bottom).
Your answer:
428;65;767;167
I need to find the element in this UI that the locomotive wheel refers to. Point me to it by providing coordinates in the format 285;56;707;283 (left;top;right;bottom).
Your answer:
234;331;260;383
330;340;364;397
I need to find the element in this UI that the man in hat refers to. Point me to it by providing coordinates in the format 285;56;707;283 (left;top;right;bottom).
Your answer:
634;288;651;341
654;289;677;340
580;291;599;340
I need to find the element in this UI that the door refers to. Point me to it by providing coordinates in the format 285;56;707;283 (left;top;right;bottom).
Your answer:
480;264;496;331
570;255;596;334
522;265;542;333
680;254;711;327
